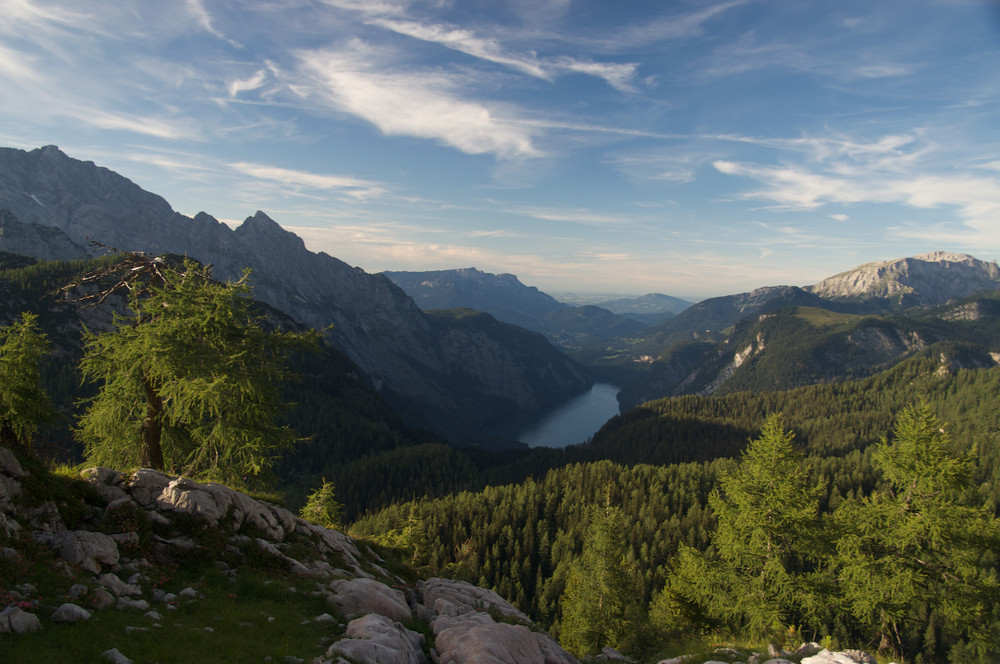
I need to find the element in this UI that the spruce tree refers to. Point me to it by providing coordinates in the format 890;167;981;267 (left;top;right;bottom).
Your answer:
0;312;55;450
559;496;642;657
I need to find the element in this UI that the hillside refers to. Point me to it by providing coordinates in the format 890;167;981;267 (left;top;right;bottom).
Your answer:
353;353;1000;662
0;446;578;664
618;297;1000;408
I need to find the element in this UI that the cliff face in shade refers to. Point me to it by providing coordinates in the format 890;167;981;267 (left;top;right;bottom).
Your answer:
0;145;588;438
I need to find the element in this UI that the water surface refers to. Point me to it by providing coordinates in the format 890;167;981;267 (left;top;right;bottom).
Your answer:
517;383;621;448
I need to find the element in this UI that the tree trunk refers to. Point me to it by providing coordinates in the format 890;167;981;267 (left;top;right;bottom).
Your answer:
141;377;165;470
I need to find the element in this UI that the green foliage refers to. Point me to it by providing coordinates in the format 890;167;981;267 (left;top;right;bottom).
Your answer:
299;479;344;530
669;415;824;641
0;312;56;451
76;259;317;486
832;403;1000;660
559;497;644;657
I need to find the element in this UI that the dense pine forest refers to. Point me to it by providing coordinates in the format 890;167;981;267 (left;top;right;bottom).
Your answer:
350;354;1000;662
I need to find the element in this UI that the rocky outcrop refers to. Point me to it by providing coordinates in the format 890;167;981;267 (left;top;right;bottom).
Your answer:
807;252;1000;306
0;446;577;663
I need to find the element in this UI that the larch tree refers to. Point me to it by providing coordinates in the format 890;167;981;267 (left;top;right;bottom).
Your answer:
832;402;1000;660
74;254;317;486
668;414;824;641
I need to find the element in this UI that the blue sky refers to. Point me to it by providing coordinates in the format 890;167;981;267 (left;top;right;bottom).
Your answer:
2;0;999;298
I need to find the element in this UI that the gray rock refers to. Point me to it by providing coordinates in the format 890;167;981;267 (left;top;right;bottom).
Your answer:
91;586;116;610
434;620;548;664
0;446;26;477
0;473;22;512
97;573;141;597
328;578;411;622
117;597;150;611
127;469;172;509
55;530;120;574
51;602;92;623
802;651;877;664
68;583;88;597
81;466;124;486
0;605;41;633
421;578;529;624
326;613;427;664
102;649;134;664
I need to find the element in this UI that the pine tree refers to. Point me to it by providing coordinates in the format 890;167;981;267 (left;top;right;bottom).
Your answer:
0;312;55;450
76;257;317;486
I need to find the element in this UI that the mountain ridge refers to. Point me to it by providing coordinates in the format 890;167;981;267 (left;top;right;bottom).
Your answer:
0;145;588;440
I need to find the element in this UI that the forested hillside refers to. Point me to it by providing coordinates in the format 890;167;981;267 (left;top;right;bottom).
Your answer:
350;354;1000;661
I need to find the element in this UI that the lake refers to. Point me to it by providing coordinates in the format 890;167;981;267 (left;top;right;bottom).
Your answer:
517;383;621;448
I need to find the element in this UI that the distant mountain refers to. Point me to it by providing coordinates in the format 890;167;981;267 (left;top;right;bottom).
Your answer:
591;293;692;324
382;268;565;329
619;296;1000;409
384;267;647;345
0;145;588;439
806;251;1000;305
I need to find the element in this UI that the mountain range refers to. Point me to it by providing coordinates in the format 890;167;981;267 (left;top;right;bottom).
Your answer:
2;144;1000;447
0;145;588;441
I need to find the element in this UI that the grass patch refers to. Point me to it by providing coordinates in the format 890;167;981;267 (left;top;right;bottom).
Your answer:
792;306;864;329
1;563;342;664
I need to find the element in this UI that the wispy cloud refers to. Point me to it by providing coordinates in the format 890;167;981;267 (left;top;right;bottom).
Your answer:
229;161;387;200
295;42;540;159
370;17;640;91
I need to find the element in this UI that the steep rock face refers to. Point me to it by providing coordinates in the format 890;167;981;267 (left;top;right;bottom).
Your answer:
424;309;591;425
0;209;86;261
807;252;1000;305
0;146;584;437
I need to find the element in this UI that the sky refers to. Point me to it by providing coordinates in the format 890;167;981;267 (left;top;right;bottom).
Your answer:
2;0;999;299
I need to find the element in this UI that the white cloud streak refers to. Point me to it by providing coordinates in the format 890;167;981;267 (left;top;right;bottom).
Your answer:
229;162;387;200
295;44;540;159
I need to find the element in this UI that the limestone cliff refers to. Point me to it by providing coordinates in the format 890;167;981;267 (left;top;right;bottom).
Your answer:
807;252;1000;305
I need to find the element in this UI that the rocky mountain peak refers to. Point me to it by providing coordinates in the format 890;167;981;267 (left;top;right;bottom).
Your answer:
233;210;307;253
807;252;1000;305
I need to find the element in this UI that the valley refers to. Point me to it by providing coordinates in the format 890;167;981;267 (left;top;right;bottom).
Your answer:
1;145;999;663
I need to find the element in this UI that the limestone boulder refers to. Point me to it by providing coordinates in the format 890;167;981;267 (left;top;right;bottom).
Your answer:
0;446;25;477
51;602;92;623
434;620;548;664
802;650;877;664
127;469;172;509
421;578;529;624
54;530;120;574
0;606;41;634
326;613;427;664
156;477;230;524
328;577;412;622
